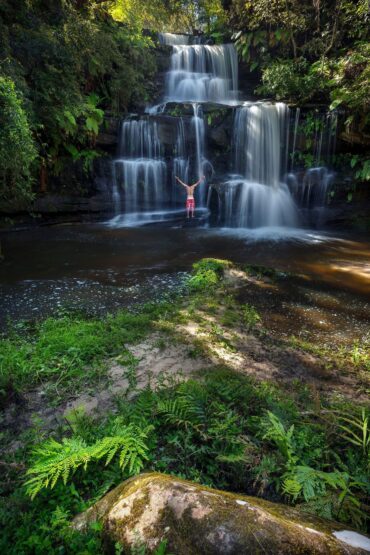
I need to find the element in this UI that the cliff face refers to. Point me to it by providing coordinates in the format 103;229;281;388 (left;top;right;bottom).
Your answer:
2;43;368;232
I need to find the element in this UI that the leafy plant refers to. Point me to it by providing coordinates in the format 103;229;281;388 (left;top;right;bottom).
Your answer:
339;409;370;459
242;304;261;329
25;423;152;499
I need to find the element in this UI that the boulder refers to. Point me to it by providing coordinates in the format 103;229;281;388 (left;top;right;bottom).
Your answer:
73;472;370;554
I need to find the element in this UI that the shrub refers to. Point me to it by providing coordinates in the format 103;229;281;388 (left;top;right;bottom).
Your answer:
188;258;231;291
257;58;326;103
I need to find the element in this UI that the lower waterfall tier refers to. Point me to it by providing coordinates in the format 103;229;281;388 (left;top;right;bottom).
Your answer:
108;101;338;229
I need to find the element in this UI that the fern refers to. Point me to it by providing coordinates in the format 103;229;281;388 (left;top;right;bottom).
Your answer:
338;408;370;458
157;398;202;429
92;425;151;474
25;424;151;498
25;437;94;499
261;411;297;467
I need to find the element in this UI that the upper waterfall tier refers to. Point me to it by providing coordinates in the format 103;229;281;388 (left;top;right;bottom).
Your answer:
159;33;190;45
165;44;238;104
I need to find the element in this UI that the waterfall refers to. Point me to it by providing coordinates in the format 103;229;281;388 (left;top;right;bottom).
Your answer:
119;119;161;159
222;179;298;228
159;33;190;45
234;103;288;187
107;30;339;230
165;44;238;104
287;110;338;219
172;117;190;203
218;102;298;228
111;118;167;225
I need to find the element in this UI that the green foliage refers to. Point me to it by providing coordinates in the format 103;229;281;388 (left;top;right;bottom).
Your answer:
1;262;370;552
339;409;370;459
2;364;370;552
0;76;37;203
230;0;370;128
257;58;326;103
0;304;168;404
242;304;261;329
25;423;152;499
0;0;156;200
188;258;230;291
349;155;370;182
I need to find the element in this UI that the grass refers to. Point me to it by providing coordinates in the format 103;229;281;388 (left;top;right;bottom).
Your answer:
1;258;369;553
0;301;175;405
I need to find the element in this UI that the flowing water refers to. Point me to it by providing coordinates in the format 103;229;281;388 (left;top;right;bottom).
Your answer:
165;43;239;104
109;32;339;230
2;34;367;341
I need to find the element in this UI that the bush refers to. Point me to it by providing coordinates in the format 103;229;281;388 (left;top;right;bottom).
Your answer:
257;58;326;103
188;258;231;291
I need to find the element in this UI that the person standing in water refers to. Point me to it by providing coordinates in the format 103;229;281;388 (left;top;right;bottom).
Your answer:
175;175;205;218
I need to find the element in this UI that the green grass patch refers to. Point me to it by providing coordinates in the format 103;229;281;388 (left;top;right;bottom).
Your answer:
0;301;175;405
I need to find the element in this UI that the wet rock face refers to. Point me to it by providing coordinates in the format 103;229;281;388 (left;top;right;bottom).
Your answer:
73;473;370;554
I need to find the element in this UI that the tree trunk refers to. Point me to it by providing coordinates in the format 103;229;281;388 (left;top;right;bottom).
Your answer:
40;160;47;193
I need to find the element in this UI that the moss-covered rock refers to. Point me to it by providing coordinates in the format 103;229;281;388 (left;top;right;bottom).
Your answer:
73;473;370;554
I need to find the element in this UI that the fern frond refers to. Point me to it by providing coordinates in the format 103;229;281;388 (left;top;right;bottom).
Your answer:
25;424;153;498
91;424;151;474
157;398;202;429
25;437;93;499
283;465;348;502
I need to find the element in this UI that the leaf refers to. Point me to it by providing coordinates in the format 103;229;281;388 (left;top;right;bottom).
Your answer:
250;61;259;72
87;93;100;107
63;111;76;126
85;117;99;135
329;98;343;110
64;144;80;160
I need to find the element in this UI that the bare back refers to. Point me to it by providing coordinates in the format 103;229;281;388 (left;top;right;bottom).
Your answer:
185;185;196;198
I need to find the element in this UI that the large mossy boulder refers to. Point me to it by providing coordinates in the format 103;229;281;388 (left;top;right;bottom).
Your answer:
73;473;370;554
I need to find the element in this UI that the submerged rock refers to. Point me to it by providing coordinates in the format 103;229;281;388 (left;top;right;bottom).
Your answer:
73;472;370;554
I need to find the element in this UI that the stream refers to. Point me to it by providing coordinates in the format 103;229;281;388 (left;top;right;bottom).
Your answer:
1;224;369;347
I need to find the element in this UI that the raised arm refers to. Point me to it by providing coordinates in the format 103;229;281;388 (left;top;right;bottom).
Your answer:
192;175;206;188
175;176;188;188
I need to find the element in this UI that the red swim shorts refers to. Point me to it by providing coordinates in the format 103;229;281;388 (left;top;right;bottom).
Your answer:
186;198;195;209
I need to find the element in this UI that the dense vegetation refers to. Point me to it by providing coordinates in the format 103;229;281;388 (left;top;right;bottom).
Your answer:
1;260;369;553
0;0;157;205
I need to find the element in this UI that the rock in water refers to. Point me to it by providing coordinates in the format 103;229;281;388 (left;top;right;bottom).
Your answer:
73;472;370;554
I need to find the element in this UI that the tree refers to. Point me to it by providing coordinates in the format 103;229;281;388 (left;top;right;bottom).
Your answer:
0;76;37;204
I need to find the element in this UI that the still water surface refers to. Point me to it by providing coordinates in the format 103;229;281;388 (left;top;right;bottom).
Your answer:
0;224;369;333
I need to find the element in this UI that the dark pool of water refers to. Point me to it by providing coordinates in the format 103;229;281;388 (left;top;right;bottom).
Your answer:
0;223;369;330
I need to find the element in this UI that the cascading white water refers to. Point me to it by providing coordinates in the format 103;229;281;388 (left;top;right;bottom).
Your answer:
108;29;338;229
159;33;190;45
111;118;167;223
287;167;334;208
172;117;190;203
165;44;238;104
222;179;298;228
218;102;298;228
234;103;288;187
119;119;161;159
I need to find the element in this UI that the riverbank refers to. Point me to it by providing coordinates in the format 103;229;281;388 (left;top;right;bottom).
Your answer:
1;258;369;553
